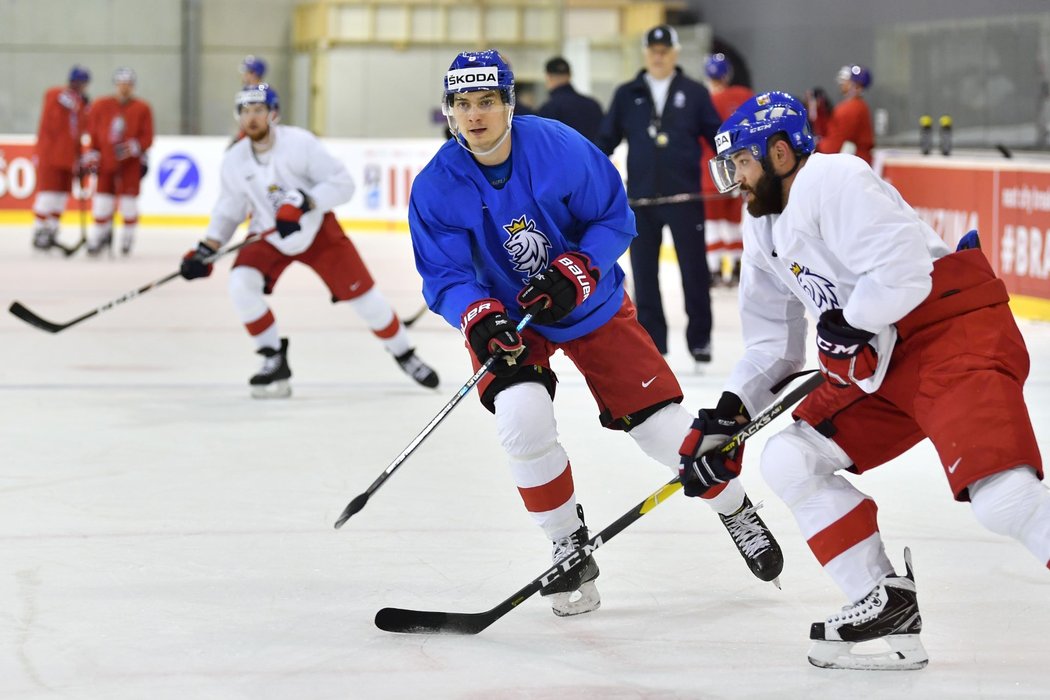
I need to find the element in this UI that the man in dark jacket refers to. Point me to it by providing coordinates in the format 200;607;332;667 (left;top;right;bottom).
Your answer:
596;25;722;362
538;57;604;144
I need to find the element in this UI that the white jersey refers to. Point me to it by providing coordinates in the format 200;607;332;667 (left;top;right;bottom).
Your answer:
728;152;951;411
204;124;355;256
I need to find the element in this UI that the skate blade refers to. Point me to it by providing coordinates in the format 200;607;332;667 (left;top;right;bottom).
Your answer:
808;634;929;671
550;581;601;617
771;576;781;590
251;380;292;399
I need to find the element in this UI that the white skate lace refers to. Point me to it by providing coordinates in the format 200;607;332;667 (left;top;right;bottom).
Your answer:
400;354;432;381
827;587;883;624
259;354;282;375
723;501;772;557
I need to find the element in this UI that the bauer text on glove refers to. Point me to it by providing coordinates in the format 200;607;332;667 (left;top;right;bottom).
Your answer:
461;299;527;378
516;252;599;325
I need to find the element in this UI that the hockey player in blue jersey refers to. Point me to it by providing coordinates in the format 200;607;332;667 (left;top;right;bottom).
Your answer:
408;50;784;617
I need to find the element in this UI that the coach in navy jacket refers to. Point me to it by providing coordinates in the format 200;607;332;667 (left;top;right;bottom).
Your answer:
596;25;722;360
538;57;604;145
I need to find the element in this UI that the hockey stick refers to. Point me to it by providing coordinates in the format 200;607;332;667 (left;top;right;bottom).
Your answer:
374;371;825;634
8;233;267;333
627;192;737;207
401;303;430;328
333;313;535;529
53;173;93;257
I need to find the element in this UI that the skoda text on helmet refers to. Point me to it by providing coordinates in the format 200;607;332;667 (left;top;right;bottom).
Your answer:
235;83;280;116
704;53;733;81
708;91;815;194
442;50;515;157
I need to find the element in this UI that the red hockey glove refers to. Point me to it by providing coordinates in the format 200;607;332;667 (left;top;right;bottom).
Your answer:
816;308;877;388
678;392;748;497
77;150;100;177
275;189;313;237
461;298;527;378
179;241;217;280
516;252;599;325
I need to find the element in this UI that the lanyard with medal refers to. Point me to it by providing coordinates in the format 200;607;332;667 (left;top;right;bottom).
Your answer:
646;92;669;148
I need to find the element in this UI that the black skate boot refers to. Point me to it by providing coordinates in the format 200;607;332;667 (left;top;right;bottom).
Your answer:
808;547;928;670
540;504;601;617
32;224;57;251
719;495;784;585
86;227;113;257
250;338;292;398
394;348;439;389
120;229;134;256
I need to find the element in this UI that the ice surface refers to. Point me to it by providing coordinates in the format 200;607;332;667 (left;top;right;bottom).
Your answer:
1;226;1047;699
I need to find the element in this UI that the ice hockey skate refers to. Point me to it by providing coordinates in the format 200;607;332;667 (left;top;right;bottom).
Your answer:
394;348;439;389
32;225;56;251
86;227;113;257
691;343;712;364
540;504;601;617
719;496;784;585
250;338;292;398
120;230;135;256
808;547;928;671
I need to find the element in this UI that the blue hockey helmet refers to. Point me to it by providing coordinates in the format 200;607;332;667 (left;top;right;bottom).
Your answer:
241;55;267;78
837;64;871;89
235;82;279;113
442;49;515;113
708;91;815;194
704;53;732;81
68;65;91;84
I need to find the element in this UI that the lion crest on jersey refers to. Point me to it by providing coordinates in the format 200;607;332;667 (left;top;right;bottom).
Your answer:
503;215;551;281
790;261;840;310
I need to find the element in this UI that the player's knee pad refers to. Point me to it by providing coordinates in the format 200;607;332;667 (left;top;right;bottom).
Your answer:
628;402;693;470
346;287;395;329
118;197;138;223
494;382;560;460
969;466;1049;539
760;420;853;508
92;193;116;221
227;266;268;319
33;191;67;216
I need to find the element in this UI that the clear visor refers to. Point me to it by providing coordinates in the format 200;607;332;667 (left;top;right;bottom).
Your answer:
708;155;740;194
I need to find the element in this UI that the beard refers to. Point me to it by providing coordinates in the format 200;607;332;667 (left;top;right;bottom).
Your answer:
744;164;786;217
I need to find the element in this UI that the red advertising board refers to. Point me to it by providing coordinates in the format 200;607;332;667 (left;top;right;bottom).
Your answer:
881;156;1050;315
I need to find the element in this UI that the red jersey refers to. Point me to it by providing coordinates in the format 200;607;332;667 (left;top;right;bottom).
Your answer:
701;85;754;217
817;96;874;164
87;95;154;173
35;86;88;171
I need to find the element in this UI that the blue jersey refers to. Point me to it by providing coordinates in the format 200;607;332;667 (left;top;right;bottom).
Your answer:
409;115;636;343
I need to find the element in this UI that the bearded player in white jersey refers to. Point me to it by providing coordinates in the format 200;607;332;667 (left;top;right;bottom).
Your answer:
179;84;439;397
678;91;1050;670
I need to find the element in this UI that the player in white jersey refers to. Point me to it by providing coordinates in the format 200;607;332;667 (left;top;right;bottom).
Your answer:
682;91;1050;670
178;84;439;397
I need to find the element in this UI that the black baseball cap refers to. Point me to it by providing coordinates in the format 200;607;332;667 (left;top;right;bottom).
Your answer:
645;25;679;48
545;57;571;76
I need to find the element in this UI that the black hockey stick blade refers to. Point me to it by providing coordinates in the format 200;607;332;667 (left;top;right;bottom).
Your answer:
402;303;430;328
8;301;76;333
374;371;825;635
333;493;370;529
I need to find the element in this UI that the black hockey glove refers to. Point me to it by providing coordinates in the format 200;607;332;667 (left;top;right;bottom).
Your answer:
460;298;527;378
816;308;877;388
275;188;313;237
516;252;599;325
179;241;217;280
678;392;749;497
